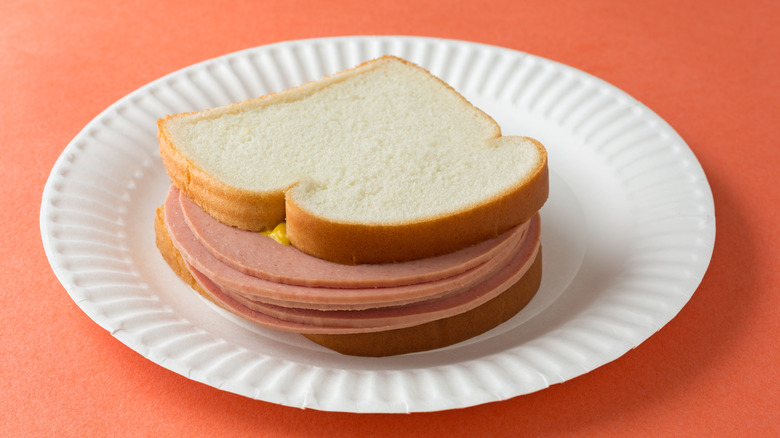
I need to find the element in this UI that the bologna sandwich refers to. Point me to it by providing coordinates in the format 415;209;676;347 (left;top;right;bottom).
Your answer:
154;56;548;356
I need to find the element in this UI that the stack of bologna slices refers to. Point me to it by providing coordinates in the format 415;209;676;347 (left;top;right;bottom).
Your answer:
154;56;549;356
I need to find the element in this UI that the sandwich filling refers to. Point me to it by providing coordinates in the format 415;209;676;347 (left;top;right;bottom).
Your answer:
163;186;541;334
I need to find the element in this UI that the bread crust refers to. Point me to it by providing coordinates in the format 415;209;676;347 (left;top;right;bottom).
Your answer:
154;205;542;356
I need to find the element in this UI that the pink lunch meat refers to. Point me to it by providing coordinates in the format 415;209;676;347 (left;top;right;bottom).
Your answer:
222;223;539;332
166;186;531;309
163;186;541;334
178;187;527;288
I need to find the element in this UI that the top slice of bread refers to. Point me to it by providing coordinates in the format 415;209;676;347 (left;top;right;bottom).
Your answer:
159;56;548;264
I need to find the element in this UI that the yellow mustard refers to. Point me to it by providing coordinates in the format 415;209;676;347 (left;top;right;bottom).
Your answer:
260;222;291;246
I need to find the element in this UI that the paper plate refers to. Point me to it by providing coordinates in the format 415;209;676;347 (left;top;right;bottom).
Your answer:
40;36;715;413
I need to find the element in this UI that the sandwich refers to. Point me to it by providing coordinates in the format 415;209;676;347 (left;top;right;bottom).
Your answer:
154;56;549;356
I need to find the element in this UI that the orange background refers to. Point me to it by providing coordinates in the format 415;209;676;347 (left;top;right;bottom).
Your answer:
2;0;778;436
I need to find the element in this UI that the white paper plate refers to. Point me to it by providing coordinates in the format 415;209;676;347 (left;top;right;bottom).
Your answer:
40;36;715;413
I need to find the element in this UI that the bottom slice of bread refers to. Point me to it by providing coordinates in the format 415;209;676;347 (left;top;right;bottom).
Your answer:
154;206;541;357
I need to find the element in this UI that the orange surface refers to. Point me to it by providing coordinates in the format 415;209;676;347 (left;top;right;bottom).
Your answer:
2;0;778;436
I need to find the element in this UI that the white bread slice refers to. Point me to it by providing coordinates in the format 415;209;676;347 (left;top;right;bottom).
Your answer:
159;56;548;264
